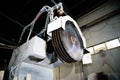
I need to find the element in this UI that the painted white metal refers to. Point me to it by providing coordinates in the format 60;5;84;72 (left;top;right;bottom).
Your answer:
8;36;46;80
47;15;86;48
82;54;92;64
24;53;63;69
18;62;54;80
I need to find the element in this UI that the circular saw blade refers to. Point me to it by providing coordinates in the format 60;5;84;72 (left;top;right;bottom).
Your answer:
52;21;84;63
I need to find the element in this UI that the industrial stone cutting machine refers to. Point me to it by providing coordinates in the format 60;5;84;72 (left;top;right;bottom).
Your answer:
7;1;87;80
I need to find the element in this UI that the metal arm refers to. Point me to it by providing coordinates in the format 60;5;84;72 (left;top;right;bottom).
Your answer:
18;2;64;45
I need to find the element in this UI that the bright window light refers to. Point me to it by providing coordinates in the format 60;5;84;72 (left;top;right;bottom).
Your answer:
87;47;94;54
0;70;4;80
94;43;107;53
106;39;120;49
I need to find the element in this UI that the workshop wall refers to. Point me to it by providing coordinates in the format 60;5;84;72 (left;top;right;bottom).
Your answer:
83;47;120;78
54;62;84;80
53;0;120;80
82;14;120;47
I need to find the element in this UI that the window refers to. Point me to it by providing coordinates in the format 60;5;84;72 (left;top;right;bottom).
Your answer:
94;43;106;53
106;39;120;49
87;47;94;54
86;38;120;55
0;70;4;80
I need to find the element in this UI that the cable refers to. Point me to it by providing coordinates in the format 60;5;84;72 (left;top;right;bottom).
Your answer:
0;37;17;46
0;13;37;46
0;42;16;50
51;0;57;5
26;23;35;43
17;6;49;45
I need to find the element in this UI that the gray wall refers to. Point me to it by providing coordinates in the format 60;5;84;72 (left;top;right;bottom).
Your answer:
83;47;120;78
54;62;84;80
78;0;120;78
53;47;120;80
82;14;120;47
77;0;120;47
77;0;120;27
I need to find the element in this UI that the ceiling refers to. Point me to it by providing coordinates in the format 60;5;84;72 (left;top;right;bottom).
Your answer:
0;0;109;70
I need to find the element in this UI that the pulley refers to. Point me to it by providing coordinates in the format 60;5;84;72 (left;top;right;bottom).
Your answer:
51;16;85;63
